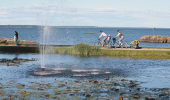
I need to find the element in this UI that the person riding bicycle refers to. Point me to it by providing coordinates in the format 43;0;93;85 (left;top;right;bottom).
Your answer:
98;30;108;47
106;34;111;45
115;30;123;46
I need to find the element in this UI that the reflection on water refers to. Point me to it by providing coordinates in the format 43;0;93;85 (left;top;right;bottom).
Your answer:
33;68;112;77
0;53;170;88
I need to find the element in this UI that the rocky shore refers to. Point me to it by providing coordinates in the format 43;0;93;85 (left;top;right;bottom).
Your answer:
139;35;170;43
0;38;38;45
0;77;170;100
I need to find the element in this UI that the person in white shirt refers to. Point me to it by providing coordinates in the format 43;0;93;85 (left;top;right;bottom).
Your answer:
115;30;123;46
98;30;108;46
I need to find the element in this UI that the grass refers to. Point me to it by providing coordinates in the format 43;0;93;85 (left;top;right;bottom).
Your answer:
52;43;170;60
141;47;170;49
53;43;101;56
1;43;170;60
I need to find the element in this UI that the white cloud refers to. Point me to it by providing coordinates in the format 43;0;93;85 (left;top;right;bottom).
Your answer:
94;7;116;12
0;4;170;28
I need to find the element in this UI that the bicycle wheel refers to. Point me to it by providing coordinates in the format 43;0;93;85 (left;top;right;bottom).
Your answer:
94;42;102;46
121;41;128;49
115;42;118;49
108;41;112;48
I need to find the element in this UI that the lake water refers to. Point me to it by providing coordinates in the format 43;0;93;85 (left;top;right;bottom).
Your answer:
0;27;170;47
0;28;170;99
0;53;170;88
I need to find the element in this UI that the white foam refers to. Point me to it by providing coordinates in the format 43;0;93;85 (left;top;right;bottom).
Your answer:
73;74;89;77
105;71;111;74
34;71;61;76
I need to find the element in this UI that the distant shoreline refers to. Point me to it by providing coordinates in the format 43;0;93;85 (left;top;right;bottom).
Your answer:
0;25;169;29
0;25;97;28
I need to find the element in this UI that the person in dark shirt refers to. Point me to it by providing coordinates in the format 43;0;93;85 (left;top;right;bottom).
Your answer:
14;31;18;45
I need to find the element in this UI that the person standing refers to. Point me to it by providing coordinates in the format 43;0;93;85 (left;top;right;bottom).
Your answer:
14;31;18;45
98;30;108;47
115;30;123;46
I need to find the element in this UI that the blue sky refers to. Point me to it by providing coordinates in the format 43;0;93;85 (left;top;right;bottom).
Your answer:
0;0;170;28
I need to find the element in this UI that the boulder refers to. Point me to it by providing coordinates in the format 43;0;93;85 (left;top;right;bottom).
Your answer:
0;40;7;43
139;35;150;42
0;38;39;44
139;35;170;43
167;37;170;43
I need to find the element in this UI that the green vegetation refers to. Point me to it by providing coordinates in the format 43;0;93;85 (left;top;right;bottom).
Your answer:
141;47;170;49
54;43;101;56
1;43;170;59
52;43;170;60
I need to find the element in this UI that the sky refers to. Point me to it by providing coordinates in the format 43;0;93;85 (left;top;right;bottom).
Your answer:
0;0;170;28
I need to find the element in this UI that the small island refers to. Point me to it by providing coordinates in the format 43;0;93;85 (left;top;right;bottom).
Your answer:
139;35;170;43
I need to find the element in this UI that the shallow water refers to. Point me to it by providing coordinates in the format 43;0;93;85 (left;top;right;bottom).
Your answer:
0;53;170;88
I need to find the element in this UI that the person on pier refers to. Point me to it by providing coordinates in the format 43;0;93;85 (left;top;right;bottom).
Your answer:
14;31;18;46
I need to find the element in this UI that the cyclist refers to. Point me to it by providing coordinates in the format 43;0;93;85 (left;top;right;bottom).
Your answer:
98;30;108;46
115;30;123;46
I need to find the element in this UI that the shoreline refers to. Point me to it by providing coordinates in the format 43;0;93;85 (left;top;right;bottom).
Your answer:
0;44;170;60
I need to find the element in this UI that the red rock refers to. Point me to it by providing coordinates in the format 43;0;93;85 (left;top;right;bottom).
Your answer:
139;35;170;43
167;37;170;43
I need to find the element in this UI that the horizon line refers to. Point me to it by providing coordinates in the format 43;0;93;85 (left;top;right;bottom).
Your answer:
0;25;169;29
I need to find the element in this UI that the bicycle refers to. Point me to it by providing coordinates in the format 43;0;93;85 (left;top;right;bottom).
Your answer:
110;38;128;49
94;39;112;47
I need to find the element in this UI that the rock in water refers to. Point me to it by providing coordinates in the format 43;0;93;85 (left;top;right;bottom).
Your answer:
139;35;170;43
0;38;38;44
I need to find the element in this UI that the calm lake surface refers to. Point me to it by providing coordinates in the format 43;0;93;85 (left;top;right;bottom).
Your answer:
0;27;170;47
0;53;170;88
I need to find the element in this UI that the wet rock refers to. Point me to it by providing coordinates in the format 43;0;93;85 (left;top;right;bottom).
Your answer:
82;93;86;96
159;94;166;97
104;78;109;80
149;98;156;100
136;88;140;91
133;96;140;99
121;79;128;81
114;83;119;86
94;81;98;84
86;94;91;97
128;85;135;88
119;92;123;95
74;80;79;83
45;95;50;97
69;94;74;96
89;80;92;82
37;88;44;91
134;93;138;95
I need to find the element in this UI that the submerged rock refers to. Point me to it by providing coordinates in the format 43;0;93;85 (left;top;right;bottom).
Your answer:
139;35;170;43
